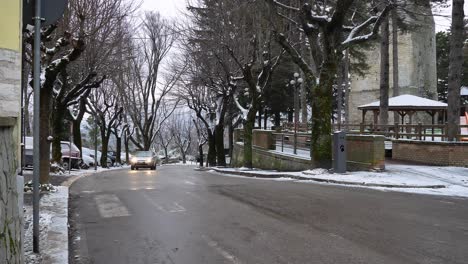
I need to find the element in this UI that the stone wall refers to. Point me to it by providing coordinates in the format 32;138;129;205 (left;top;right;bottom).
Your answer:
344;135;385;171
0;44;23;263
231;143;313;171
348;2;437;124
232;130;385;171
393;140;468;166
0;125;22;264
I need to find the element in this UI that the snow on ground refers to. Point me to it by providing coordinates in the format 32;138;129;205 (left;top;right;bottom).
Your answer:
24;186;69;264
212;164;468;198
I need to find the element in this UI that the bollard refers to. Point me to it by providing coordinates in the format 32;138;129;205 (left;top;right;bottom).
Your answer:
333;131;347;173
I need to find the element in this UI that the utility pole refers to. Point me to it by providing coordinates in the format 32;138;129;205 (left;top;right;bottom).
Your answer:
32;0;43;253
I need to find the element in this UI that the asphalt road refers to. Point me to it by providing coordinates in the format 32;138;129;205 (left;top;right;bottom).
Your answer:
69;165;468;264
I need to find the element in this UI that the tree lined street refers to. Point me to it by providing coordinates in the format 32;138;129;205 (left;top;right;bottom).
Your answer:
69;166;468;264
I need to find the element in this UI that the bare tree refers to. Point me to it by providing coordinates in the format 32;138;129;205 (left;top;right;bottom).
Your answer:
157;123;174;163
267;0;393;168
170;113;194;164
447;0;465;140
119;12;182;151
87;80;123;167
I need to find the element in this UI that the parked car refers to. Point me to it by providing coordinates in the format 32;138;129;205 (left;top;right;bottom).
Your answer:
81;147;98;167
107;151;117;165
23;137;81;170
60;141;81;170
130;151;157;170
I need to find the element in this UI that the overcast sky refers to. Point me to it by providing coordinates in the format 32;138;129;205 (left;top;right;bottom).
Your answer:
140;1;466;32
140;0;187;18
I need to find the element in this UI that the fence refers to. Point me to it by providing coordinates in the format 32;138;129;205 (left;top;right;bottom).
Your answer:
332;123;468;142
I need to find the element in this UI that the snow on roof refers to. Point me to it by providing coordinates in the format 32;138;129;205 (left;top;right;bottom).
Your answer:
358;94;447;109
461;86;468;96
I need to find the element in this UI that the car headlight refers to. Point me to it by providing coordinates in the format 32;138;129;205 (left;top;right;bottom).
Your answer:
131;157;137;163
146;158;152;163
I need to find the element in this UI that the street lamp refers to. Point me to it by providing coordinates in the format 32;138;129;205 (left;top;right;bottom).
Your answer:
290;73;303;155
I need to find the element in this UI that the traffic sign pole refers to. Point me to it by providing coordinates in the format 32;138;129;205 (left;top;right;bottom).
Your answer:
32;0;42;254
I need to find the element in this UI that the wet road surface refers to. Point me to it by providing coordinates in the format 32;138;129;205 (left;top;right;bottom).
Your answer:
69;165;468;264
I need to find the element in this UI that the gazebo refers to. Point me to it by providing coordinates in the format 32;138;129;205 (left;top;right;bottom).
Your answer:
358;94;448;125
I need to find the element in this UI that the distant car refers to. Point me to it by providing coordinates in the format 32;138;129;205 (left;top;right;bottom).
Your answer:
107;151;117;165
130;151;157;170
82;147;98;167
60;141;81;170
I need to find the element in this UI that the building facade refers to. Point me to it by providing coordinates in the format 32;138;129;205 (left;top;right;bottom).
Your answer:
0;0;23;263
348;3;437;124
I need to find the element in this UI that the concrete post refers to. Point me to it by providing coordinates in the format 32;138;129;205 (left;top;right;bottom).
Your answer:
333;131;347;173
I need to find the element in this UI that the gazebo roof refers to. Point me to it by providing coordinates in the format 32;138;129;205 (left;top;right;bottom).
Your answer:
461;86;468;96
358;94;447;111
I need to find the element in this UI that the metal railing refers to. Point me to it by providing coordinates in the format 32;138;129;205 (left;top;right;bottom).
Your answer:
272;132;311;156
332;123;468;141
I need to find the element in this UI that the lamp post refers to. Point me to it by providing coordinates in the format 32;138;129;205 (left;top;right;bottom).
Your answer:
290;73;303;155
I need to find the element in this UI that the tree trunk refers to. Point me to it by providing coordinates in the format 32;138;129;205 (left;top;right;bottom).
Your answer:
311;60;334;168
115;135;122;165
215;124;226;166
379;16;390;127
337;61;344;128
100;123;110;168
392;9;400;123
22;61;32;136
198;144;204;167
39;87;52;184
447;0;464;141
51;105;66;164
207;130;217;166
243;105;257;168
343;50;350;128
228;120;234;160
263;109;268;129
257;107;262;128
72;98;87;153
181;149;186;164
274;111;281;127
124;131;130;164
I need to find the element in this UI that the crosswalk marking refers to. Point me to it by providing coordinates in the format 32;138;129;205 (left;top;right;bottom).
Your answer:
142;193;186;213
94;194;130;218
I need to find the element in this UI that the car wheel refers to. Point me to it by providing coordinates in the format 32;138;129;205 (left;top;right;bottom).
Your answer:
135;167;139;171
131;166;134;170
62;161;69;170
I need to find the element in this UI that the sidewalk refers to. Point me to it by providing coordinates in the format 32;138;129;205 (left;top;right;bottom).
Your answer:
23;166;129;264
211;164;468;198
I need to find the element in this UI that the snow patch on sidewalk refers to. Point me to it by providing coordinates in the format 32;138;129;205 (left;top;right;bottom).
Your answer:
211;165;468;198
24;186;69;264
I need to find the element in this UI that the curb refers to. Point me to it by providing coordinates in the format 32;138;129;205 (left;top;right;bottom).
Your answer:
61;167;129;188
211;168;446;189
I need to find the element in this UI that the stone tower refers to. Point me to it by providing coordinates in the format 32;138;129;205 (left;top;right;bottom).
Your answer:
348;2;437;124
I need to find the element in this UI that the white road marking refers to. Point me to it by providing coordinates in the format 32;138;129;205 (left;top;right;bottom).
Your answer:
142;193;186;213
184;181;196;185
168;202;186;213
142;192;167;212
94;194;130;218
202;235;242;264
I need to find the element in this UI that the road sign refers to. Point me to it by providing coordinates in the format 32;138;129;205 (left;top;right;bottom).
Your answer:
23;0;69;27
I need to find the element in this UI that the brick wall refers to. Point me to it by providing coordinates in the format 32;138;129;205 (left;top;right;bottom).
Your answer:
232;131;385;171
393;140;468;167
345;135;385;171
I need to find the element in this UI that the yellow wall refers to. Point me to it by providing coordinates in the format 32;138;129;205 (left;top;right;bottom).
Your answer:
0;0;22;51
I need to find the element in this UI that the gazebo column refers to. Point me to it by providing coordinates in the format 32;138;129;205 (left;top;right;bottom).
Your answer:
372;110;379;128
407;111;415;139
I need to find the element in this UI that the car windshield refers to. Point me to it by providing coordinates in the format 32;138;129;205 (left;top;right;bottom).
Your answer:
134;151;153;157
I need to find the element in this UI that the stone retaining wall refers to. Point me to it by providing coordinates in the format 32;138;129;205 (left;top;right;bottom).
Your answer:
0;125;22;264
393;140;468;167
232;130;385;171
